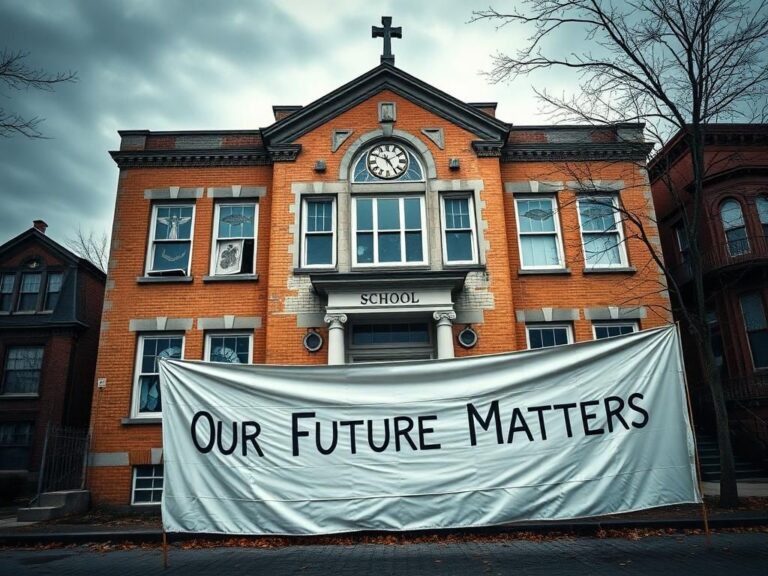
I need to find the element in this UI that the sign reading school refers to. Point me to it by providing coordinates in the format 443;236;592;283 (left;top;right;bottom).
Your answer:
159;326;701;536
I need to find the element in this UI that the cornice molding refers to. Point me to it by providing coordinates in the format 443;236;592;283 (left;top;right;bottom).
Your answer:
267;143;302;162
472;140;504;158
501;142;654;162
109;148;271;168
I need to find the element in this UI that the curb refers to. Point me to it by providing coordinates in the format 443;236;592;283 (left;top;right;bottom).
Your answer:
1;516;767;546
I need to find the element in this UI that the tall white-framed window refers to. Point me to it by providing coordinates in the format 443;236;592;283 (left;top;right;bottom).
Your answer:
301;197;336;268
146;204;195;276
756;195;768;237
205;333;253;364
720;199;750;256
132;465;163;505
577;195;628;268
526;324;573;349
592;321;638;340
514;196;564;269
440;194;478;264
739;292;768;370
131;335;184;418
352;196;427;266
210;202;257;276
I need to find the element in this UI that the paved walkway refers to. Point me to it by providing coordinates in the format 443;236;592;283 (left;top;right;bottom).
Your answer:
1;533;767;575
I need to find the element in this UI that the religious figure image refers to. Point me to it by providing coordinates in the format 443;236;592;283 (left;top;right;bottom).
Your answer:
157;213;192;239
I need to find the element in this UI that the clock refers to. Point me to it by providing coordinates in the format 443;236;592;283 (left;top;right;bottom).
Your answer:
367;143;409;180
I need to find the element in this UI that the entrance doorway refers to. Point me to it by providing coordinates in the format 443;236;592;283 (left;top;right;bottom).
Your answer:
346;320;435;363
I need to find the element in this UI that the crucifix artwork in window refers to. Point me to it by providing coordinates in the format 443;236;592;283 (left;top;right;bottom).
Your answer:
147;205;194;276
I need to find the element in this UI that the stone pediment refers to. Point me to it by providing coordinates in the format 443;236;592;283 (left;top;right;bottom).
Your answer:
261;64;509;145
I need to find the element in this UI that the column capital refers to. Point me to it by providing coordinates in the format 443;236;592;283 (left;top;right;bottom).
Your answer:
324;313;348;327
433;311;457;323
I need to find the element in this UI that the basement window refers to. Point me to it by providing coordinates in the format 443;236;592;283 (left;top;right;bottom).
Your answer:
132;465;163;505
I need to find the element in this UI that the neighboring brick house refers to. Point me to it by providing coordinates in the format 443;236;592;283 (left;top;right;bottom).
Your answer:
650;125;768;462
90;59;671;507
0;221;105;497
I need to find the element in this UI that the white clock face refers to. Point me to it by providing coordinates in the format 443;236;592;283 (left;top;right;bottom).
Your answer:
367;143;409;179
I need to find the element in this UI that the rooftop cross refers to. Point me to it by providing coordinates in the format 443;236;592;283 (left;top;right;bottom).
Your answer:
372;16;402;66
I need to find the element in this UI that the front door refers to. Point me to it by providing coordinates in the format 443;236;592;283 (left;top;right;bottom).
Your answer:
346;320;435;363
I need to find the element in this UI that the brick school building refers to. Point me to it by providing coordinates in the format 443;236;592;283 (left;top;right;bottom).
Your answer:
88;21;671;506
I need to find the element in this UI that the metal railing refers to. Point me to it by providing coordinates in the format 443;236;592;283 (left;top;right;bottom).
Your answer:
33;424;90;504
724;374;768;401
670;234;768;286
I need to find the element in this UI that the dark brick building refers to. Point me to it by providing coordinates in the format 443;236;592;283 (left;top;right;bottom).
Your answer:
650;125;768;467
0;221;105;497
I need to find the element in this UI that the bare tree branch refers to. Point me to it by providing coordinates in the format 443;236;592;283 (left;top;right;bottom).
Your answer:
65;227;109;273
0;49;78;139
472;0;768;507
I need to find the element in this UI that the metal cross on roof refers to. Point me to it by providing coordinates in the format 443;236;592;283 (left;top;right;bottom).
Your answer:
372;16;402;66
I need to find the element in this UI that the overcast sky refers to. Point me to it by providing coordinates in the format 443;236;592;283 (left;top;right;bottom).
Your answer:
0;0;573;246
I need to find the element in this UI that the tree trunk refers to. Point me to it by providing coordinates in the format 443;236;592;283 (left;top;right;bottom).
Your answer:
688;127;739;507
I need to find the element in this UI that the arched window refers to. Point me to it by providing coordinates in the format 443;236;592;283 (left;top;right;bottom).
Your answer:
720;200;750;256
757;195;768;237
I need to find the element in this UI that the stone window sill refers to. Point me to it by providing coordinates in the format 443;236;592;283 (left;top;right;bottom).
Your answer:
136;276;194;284
0;394;40;400
293;267;338;275
202;274;258;283
121;417;162;425
583;267;637;274
518;268;571;276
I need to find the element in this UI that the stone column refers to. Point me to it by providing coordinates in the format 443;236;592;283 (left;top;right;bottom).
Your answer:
433;311;457;360
324;313;348;365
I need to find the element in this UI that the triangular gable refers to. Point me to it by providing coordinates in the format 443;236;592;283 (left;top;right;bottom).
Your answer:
0;228;105;278
261;64;509;145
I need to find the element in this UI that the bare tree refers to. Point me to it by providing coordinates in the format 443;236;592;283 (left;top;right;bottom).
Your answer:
0;49;77;138
66;227;109;273
472;0;768;506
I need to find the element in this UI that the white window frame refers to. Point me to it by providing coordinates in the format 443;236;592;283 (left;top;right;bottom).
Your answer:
577;195;629;269
440;194;478;265
351;195;428;267
145;204;196;276
204;332;253;364
131;334;185;419
209;202;258;276
525;324;573;349
592;321;638;340
301;196;337;269
131;464;164;506
514;195;565;270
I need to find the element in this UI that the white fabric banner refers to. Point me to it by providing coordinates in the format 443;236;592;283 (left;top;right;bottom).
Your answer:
159;325;701;535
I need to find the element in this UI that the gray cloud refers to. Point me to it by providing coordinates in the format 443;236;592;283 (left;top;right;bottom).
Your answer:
0;0;558;245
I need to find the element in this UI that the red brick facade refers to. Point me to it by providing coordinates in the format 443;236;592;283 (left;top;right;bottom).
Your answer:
0;226;105;497
89;65;671;506
650;125;768;462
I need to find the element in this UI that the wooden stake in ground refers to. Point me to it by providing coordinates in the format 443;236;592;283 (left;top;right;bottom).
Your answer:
163;529;169;569
676;323;712;548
